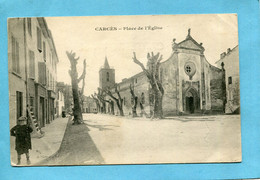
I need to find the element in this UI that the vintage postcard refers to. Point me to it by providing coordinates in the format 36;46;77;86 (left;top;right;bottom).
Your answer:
8;14;241;166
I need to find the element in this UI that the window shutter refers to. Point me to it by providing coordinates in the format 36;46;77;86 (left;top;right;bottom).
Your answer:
12;36;16;72
16;41;20;73
43;41;46;61
27;18;32;36
29;50;35;78
37;27;42;52
38;62;46;85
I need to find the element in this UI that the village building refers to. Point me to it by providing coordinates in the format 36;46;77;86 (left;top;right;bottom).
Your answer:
56;82;73;114
8;17;58;128
56;89;65;117
98;29;227;117
82;96;97;113
215;45;240;113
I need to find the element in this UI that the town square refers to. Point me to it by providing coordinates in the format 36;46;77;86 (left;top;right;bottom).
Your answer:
8;14;241;166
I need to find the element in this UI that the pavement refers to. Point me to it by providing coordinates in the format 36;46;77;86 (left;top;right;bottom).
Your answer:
84;113;242;164
9;113;242;166
10;116;69;166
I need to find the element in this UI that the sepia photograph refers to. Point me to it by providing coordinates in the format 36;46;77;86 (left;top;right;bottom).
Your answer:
8;14;241;166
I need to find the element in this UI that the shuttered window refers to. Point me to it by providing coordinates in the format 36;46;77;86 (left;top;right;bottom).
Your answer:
29;50;35;78
43;41;46;61
38;62;46;85
11;36;20;74
37;27;42;52
27;18;32;36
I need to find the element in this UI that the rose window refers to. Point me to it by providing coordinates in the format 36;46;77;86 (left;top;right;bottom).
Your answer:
185;65;191;73
184;62;196;80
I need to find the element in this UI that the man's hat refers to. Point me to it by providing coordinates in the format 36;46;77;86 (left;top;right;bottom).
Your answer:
18;116;27;121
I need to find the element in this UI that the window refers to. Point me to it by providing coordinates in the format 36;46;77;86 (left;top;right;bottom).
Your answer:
37;27;42;52
228;76;232;84
27;18;32;36
29;96;34;112
106;72;109;82
38;62;46;85
46;70;49;87
43;41;46;61
135;78;137;83
11;36;20;74
29;50;35;78
185;65;191;73
184;62;196;80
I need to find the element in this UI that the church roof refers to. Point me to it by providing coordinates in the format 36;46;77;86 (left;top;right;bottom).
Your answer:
174;29;205;52
104;56;110;69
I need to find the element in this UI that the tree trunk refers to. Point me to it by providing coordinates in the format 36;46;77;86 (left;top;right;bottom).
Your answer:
132;52;164;119
115;99;124;116
151;88;163;119
71;70;83;124
130;84;138;117
66;51;86;124
101;87;124;116
119;106;124;116
109;101;115;115
131;96;138;117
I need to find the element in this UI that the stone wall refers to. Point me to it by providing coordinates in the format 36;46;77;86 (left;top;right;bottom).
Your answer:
209;66;224;112
215;46;240;113
108;72;150;116
8;18;27;128
160;54;178;116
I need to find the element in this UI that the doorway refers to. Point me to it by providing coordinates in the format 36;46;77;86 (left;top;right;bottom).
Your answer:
39;97;45;127
185;91;195;113
184;88;199;114
16;91;23;120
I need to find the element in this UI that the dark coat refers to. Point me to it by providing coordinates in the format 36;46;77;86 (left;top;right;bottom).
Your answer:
10;125;33;154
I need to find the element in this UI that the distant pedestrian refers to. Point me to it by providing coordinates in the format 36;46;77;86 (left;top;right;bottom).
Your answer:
10;116;33;165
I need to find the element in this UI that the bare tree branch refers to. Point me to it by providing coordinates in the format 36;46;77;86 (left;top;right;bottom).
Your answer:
78;59;86;83
132;52;151;79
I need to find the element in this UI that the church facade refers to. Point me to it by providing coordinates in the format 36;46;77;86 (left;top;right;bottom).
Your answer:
98;30;226;117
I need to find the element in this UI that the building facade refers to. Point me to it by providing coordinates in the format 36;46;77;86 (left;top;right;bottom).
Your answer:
56;90;65;117
56;82;73;114
98;30;226;117
8;17;58;128
215;46;240;113
82;96;97;113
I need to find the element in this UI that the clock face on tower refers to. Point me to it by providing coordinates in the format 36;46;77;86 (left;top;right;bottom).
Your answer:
184;61;196;80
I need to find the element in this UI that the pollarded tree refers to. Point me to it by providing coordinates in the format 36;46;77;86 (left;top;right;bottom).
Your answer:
66;50;86;124
79;60;86;113
129;84;138;117
132;52;164;119
91;94;101;113
101;85;124;116
95;89;107;114
96;89;115;115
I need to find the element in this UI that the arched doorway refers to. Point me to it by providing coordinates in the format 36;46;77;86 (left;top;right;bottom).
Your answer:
184;88;199;114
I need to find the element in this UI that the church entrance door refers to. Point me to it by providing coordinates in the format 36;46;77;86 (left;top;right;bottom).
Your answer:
185;92;195;114
184;88;199;114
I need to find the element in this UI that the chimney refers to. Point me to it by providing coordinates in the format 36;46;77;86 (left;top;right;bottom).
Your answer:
227;48;231;54
220;52;226;59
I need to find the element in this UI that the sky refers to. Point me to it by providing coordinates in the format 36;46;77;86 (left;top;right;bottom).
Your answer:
45;14;238;96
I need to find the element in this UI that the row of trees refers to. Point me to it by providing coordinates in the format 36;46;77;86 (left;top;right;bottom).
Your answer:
91;84;140;117
67;50;165;125
91;52;165;119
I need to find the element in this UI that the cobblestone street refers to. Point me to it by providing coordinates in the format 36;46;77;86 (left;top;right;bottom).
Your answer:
84;114;241;164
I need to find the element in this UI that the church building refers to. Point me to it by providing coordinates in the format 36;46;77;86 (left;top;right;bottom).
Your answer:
98;29;226;116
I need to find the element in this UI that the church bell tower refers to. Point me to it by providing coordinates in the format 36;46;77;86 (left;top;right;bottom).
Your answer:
99;57;115;89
